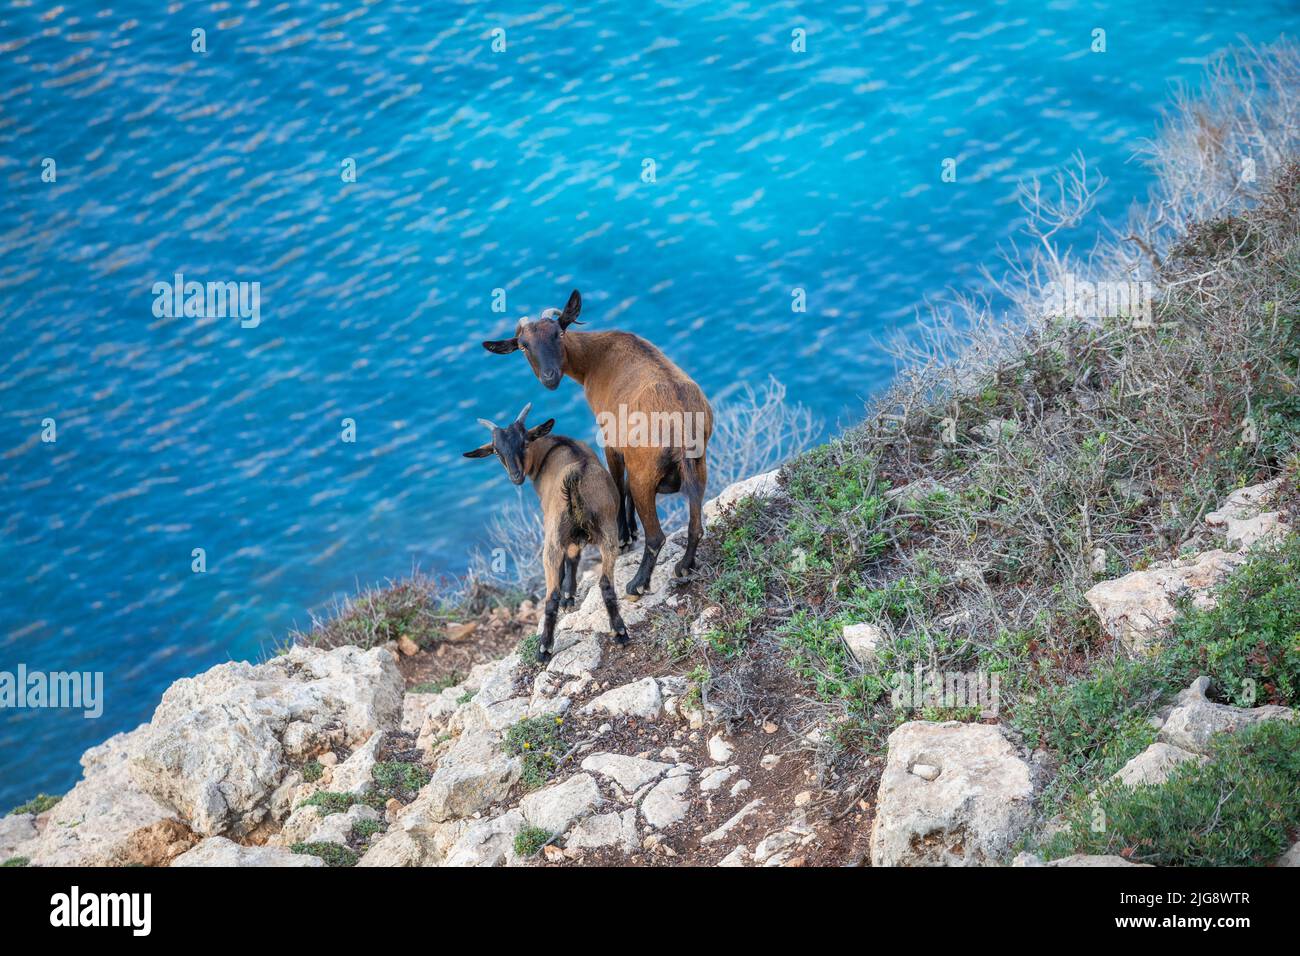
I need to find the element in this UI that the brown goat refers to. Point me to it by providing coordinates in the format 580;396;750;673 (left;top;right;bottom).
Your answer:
483;290;712;600
462;402;628;661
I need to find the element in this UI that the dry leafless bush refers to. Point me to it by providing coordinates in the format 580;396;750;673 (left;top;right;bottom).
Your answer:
289;572;447;651
708;375;822;491
1115;38;1300;276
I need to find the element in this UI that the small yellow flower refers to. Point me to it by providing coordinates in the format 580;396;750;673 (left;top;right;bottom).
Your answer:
522;742;531;749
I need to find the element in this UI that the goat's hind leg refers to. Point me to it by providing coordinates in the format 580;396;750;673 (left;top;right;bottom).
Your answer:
560;543;580;610
625;473;665;600
598;536;629;646
605;448;638;550
674;454;707;579
538;541;566;662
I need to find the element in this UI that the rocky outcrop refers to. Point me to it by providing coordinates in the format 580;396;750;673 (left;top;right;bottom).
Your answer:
842;622;885;664
567;809;639;852
1085;478;1289;653
701;468;782;523
1030;675;1298;861
19;470;822;869
580;752;672;791
0;813;37;860
129;645;403;838
582;677;664;719
1084;549;1246;653
520;773;602;834
1111;742;1206;788
1204;477;1289;550
870;721;1036;867
1156;676;1294;754
410;730;522;824
172;837;324;867
14;726;195;867
640;773;693;829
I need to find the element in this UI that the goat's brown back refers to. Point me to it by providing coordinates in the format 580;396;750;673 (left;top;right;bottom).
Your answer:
561;330;714;443
525;434;620;535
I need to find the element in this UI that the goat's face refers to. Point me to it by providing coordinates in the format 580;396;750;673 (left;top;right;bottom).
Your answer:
482;289;582;391
462;403;555;485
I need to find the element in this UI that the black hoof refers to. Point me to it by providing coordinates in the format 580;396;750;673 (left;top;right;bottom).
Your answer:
536;648;553;664
612;629;630;646
560;596;576;610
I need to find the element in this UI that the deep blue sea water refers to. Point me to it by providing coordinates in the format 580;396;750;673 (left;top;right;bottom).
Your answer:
0;0;1295;806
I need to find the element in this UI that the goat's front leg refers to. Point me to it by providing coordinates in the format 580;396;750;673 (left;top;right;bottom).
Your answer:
538;541;566;662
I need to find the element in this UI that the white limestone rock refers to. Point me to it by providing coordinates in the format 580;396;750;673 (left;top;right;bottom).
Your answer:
171;836;324;867
870;721;1036;867
129;644;403;838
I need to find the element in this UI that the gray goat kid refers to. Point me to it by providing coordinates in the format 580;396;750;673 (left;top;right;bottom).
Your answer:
462;403;629;661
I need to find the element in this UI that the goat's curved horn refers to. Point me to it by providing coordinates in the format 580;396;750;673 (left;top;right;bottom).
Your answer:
515;402;532;426
477;418;498;432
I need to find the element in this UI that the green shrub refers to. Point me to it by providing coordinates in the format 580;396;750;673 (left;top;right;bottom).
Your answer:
513;826;552;858
780;442;888;594
1045;719;1300;866
2;857;29;867
516;632;542;663
778;609;886;714
1013;655;1172;804
295;791;359;816
291;577;448;651
503;716;566;790
351;818;383;841
9;793;60;816
1011;535;1300;805
301;759;324;783
1164;534;1300;707
1253;303;1300;459
290;841;359;867
371;761;431;801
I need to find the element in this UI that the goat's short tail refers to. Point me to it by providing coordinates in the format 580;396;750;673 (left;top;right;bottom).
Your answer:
680;453;704;504
561;464;589;530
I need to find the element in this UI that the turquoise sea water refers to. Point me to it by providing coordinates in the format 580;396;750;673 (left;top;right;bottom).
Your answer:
0;0;1295;805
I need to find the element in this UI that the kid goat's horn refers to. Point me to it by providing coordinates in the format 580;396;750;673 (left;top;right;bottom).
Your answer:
515;402;532;426
477;417;498;431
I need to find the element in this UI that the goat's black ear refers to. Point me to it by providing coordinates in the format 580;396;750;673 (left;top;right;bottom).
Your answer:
527;418;555;440
462;444;494;458
482;338;519;354
558;290;583;329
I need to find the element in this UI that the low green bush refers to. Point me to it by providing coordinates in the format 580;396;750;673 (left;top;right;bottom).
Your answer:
9;793;60;816
1164;534;1300;707
513;826;552;858
1044;719;1300;866
290;841;359;867
503;716;567;790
